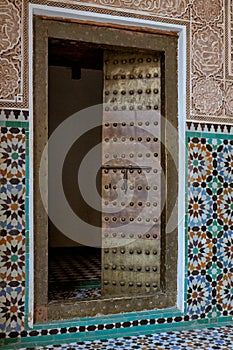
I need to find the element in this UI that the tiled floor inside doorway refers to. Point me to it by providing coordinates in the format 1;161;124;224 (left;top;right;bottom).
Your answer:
48;247;101;301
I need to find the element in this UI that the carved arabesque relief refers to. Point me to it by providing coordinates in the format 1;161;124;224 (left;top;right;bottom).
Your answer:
192;77;223;115
0;0;22;102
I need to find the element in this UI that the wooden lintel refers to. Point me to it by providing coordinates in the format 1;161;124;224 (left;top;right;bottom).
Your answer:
37;15;179;38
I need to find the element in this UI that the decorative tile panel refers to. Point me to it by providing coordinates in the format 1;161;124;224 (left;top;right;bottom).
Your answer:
187;132;233;318
192;0;223;24
0;124;27;333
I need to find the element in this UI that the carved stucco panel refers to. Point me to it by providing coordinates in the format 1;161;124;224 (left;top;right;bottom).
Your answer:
0;0;22;102
0;58;19;99
192;77;223;115
192;25;223;77
98;0;191;16
192;0;223;23
225;83;233;116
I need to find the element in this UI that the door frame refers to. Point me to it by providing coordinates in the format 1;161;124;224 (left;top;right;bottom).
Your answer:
30;5;186;325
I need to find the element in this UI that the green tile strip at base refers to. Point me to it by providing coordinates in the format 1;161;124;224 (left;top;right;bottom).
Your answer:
3;318;233;349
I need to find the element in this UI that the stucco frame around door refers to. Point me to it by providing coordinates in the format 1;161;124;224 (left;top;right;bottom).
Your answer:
32;9;186;324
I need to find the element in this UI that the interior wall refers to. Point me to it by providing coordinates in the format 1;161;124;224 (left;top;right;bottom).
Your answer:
0;0;233;344
48;66;103;247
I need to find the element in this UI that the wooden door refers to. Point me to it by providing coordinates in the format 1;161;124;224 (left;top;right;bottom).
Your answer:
101;50;162;297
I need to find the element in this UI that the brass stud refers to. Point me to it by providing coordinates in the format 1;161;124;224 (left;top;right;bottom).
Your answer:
120;248;125;254
146;89;151;94
153;250;158;255
104;248;109;253
129;74;134;79
154;57;158;62
138;201;142;206
146;73;151;78
154;121;158;125
121;90;126;95
137;266;142;271
112;217;117;221
154;137;158;142
138;137;142;141
104;280;109;285
153;234;158;239
121;265;125;270
129;106;134;110
113;74;118;80
153;88;159;94
130;202;134;206
146;153;150;157
146;233;150;238
146;105;151;110
153;186;158;190
138;58;143;63
104;185;108;189
129;282;134;286
130;121;134;126
113;90;118;95
138;105;143;110
112;185;117;189
129;266;134;271
112;281;116;285
105;122;109;127
145;249;150;255
105;106;109;111
112;248;117;253
130;217;134;221
106;75;110;79
154;72;159;77
145;267;150;272
146;137;151;142
138;186;142;190
129;153;134;158
129;90;134;95
154;153;158;157
105;217;109;221
122;137;126;142
112;264;117;270
138;234;142;238
121;233;125;237
129;58;135;63
121;217;126;222
138;74;143;78
122;105;126;110
113;123;117;127
104;264;108;269
129;249;134;254
146;186;150;190
137;282;142;287
138;153;142;157
120;281;125;286
137;89;143;94
122;59;127;64
153;266;158;272
146;282;150;287
138;217;142;222
154;105;159;110
137;249;142;254
113;60;118;64
153;283;158;288
113;232;117;237
138;121;143;126
146;58;152;62
121;74;126;79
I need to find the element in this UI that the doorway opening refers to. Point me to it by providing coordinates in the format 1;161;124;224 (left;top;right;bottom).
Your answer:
48;40;103;301
34;17;178;320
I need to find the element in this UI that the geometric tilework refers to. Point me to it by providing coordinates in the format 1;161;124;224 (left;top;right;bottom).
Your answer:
16;325;233;349
0;126;27;333
187;134;233;318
